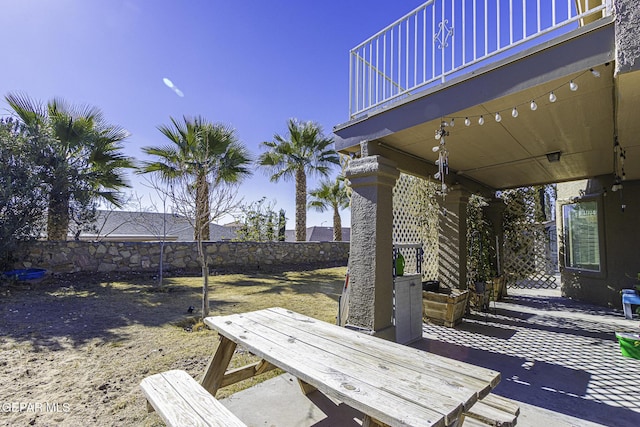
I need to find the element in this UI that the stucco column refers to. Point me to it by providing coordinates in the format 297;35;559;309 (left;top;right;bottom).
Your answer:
615;0;640;74
345;153;400;341
437;186;471;290
484;198;505;276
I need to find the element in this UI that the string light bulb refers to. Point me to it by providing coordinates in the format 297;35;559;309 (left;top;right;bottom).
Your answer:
432;145;440;152
439;69;594;131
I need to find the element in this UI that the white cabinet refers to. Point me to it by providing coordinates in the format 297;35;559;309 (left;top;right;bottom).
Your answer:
394;274;423;344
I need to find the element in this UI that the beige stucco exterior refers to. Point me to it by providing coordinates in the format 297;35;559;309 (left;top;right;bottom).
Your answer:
557;176;640;308
337;0;640;336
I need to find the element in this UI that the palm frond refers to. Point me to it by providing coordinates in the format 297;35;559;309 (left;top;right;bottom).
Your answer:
5;92;47;129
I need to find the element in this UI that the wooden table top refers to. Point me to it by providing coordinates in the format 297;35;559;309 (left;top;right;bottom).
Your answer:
204;307;501;427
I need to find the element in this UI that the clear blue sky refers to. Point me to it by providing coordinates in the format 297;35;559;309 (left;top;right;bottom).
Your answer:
0;0;425;228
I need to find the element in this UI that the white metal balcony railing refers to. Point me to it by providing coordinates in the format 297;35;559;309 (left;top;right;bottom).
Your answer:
349;0;612;119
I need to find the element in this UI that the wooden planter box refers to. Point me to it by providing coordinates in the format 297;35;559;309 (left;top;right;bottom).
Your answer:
422;289;469;327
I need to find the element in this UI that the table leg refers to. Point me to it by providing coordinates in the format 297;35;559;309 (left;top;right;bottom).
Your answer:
447;413;465;427
201;336;237;395
362;415;390;427
297;379;317;395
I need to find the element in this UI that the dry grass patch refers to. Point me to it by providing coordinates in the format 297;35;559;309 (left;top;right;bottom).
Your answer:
0;266;346;426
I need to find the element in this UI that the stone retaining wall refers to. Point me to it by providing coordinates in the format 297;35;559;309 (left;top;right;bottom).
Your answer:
12;241;350;274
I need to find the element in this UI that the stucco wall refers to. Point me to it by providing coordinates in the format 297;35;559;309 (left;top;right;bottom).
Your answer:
557;176;640;308
615;0;640;73
10;241;349;274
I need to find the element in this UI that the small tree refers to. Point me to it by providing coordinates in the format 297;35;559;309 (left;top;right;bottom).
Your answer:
467;194;496;284
166;175;243;314
0;118;47;268
277;209;287;241
139;176;182;287
235;197;280;242
139;116;252;317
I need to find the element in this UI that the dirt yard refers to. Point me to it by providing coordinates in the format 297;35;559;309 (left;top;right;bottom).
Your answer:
0;268;345;426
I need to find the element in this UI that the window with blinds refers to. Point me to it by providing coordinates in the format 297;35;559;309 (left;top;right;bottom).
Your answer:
562;200;601;271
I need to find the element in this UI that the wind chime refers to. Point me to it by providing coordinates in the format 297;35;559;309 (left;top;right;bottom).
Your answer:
433;121;450;198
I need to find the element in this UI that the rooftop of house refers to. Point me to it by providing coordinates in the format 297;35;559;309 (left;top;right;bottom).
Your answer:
285;226;350;242
77;210;237;242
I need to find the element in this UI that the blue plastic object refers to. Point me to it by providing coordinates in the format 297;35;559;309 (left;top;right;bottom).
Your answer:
622;291;640;319
3;268;46;281
623;293;640;305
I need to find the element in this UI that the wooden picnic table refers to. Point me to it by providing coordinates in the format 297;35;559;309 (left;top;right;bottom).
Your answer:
201;307;501;427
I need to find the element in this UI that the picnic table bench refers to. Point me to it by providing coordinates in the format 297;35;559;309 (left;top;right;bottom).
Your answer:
141;307;519;427
140;369;246;427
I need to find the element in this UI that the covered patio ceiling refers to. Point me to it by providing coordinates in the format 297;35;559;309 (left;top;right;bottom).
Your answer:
334;19;640;193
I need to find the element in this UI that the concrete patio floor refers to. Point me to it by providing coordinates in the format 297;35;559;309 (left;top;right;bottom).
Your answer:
220;287;640;426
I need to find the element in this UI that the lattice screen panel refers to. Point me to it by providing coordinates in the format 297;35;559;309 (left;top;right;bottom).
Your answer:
502;188;557;289
392;173;439;280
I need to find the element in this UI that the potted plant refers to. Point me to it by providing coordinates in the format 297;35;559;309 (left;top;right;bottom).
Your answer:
468;226;498;312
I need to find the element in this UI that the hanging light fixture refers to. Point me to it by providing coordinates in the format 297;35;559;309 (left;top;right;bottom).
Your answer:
530;100;538;111
464;117;471;126
478;116;484;125
511;107;518;118
450;118;455;127
546;151;561;162
495;112;502;122
549;92;557;103
569;80;578;91
590;68;600;77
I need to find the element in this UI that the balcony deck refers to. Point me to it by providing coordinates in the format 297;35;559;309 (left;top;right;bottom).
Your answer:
348;0;611;120
334;1;640;191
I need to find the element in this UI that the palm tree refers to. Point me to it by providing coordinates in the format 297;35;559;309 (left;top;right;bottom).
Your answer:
140;116;251;318
5;93;134;240
308;178;350;241
258;119;339;241
139;116;252;240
